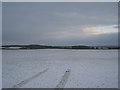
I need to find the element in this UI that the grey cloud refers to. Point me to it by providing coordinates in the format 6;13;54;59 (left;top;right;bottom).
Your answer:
114;25;120;28
2;2;118;46
43;32;118;46
0;2;1;45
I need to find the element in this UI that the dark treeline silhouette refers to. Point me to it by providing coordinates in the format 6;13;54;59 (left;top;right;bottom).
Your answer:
1;44;120;50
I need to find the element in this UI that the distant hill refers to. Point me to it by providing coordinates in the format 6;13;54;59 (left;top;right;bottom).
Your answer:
1;44;120;50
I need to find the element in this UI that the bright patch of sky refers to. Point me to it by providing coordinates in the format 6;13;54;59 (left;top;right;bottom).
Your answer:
95;25;118;34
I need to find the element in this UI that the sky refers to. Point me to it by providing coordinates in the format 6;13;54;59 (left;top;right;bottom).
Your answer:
0;1;1;46
0;2;1;46
1;0;120;2
2;2;119;46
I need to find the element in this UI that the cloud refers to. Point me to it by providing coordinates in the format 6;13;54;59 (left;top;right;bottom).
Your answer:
0;2;1;45
54;12;79;17
113;25;120;29
43;26;110;41
45;27;89;40
47;32;118;46
2;2;118;46
82;27;103;34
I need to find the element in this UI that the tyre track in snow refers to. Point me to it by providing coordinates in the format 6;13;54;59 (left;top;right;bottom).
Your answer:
12;68;49;88
55;69;71;89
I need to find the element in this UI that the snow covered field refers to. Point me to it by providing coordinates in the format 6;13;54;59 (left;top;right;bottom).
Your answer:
2;49;118;88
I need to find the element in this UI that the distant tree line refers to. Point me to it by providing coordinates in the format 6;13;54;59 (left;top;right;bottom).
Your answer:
1;44;120;50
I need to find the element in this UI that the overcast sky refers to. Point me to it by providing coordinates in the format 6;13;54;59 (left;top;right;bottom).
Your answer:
2;0;120;2
0;2;1;46
2;2;119;46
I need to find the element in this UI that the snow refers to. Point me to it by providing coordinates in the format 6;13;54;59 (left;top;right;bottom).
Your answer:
2;49;118;88
0;51;1;90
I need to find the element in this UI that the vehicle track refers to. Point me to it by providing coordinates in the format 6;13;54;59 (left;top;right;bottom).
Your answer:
13;68;49;88
55;69;71;89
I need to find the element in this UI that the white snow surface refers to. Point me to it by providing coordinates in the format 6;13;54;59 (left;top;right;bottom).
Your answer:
2;49;118;88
